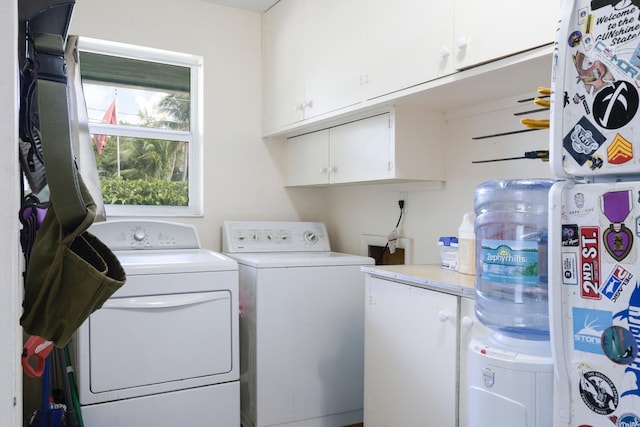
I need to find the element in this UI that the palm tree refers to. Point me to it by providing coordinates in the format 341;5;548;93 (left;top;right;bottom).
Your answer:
119;138;182;181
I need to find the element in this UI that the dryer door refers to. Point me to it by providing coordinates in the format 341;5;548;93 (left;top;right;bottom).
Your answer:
85;274;233;399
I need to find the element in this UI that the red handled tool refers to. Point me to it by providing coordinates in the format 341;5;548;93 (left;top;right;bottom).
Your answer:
22;335;54;378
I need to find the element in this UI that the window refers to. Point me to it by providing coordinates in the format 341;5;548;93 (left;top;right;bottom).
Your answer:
78;37;204;216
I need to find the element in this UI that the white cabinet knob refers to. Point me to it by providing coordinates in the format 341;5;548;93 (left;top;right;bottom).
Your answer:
438;311;449;322
462;316;474;329
456;37;469;50
304;100;314;109
295;103;304;112
440;47;450;58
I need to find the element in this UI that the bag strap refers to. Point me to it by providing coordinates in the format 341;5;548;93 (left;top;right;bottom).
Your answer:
32;32;88;231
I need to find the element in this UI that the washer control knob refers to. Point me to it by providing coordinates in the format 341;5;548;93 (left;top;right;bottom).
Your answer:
133;229;146;241
304;231;318;244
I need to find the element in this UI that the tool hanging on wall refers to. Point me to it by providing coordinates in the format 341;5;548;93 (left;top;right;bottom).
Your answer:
472;87;550;162
472;86;550;140
472;150;550;163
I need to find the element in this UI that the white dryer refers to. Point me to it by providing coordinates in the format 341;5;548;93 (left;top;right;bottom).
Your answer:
75;220;239;427
222;221;374;427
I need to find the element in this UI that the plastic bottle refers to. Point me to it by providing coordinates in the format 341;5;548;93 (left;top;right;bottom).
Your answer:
457;212;476;275
474;179;554;341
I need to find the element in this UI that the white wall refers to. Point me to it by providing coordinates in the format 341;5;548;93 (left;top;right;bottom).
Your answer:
2;0;22;425
69;0;325;250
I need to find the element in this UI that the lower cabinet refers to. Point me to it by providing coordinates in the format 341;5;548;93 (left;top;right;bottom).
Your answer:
364;274;490;427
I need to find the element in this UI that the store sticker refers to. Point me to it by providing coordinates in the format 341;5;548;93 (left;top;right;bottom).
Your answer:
573;307;612;354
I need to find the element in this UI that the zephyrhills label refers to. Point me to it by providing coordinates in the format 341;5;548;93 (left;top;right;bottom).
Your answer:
480;239;539;286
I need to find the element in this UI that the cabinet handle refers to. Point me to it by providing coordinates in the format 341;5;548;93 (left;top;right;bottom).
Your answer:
304;100;314;109
462;316;474;329
438;311;449;322
456;37;469;50
440;47;450;58
295;103;304;112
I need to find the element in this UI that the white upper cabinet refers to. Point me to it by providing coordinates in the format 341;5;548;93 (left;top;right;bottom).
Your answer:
263;0;364;134
284;106;444;187
263;0;558;136
453;0;558;70
262;0;305;130
364;0;455;100
328;113;391;185
303;0;364;120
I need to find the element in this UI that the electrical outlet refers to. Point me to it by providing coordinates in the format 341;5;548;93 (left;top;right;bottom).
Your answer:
399;192;407;211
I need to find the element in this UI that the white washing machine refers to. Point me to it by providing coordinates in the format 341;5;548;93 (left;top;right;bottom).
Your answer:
74;220;239;427
222;221;375;427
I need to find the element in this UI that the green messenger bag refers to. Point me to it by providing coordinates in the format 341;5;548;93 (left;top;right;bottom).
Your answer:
19;33;126;347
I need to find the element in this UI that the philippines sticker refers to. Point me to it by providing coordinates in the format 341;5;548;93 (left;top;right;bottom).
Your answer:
578;370;619;415
580;226;601;299
573;307;612;354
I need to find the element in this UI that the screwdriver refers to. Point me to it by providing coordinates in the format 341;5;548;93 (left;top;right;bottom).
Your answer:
472;150;549;163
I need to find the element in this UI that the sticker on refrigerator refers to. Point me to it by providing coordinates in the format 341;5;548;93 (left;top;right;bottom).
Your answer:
578;370;619;415
573;307;612;354
613;284;640;399
480;240;539;286
601;264;633;302
563;252;579;285
563;116;607;166
580;226;602;299
601;325;637;365
601;190;634;262
563;224;580;246
617;413;640;427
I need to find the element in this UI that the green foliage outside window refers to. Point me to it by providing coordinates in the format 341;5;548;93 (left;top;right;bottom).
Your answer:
100;178;188;206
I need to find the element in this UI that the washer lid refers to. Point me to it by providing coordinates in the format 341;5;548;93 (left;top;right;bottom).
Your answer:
225;251;374;268
115;249;237;275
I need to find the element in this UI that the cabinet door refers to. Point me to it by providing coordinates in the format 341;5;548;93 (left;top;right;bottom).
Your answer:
262;0;305;132
365;0;454;100
303;0;364;119
364;276;457;427
454;0;557;69
328;113;391;184
285;129;330;186
458;297;492;427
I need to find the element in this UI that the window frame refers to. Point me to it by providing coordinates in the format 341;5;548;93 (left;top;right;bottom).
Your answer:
78;37;204;217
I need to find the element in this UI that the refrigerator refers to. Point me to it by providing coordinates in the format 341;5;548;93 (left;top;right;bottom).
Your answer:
549;0;640;425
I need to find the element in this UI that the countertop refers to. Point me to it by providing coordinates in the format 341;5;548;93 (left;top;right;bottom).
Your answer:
361;264;476;298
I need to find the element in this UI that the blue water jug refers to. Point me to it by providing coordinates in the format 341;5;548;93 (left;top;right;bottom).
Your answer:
474;179;555;341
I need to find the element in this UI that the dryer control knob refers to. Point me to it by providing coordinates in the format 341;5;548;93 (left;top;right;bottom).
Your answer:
133;229;146;241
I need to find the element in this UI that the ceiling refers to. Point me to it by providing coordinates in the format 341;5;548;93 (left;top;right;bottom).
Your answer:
200;0;279;12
